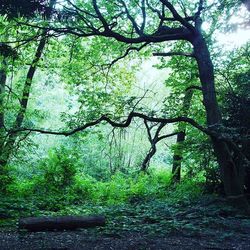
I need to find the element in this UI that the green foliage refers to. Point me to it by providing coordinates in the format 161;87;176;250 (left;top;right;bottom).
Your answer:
169;177;204;204
41;148;77;190
0;0;249;234
0;165;15;194
5;167;203;213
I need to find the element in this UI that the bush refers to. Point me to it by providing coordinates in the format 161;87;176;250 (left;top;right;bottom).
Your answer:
0;166;14;194
168;177;204;204
41;148;77;190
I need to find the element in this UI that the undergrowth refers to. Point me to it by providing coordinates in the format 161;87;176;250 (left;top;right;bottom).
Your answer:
0;151;205;229
0;168;204;226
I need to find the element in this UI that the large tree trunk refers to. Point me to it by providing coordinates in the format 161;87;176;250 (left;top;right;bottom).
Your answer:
191;32;249;209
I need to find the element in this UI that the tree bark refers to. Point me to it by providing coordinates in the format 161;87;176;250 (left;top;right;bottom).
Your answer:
0;57;6;130
0;57;7;166
191;32;249;210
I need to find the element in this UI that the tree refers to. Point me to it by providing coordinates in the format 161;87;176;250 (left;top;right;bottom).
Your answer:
13;0;250;209
0;0;56;172
141;120;177;172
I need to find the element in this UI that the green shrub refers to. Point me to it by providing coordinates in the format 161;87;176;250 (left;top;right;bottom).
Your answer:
7;179;36;197
168;177;204;204
41;148;77;190
69;170;173;205
4;162;204;214
0;165;15;194
70;174;96;200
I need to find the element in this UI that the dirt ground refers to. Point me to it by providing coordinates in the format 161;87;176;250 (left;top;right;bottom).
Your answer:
0;228;250;250
1;198;250;249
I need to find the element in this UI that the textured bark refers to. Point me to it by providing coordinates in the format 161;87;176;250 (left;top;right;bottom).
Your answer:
192;32;249;209
19;216;105;231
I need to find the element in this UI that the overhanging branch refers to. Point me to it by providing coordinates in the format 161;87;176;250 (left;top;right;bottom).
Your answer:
7;111;212;137
7;111;248;166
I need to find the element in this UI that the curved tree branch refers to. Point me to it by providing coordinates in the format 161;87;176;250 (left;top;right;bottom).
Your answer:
8;111;212;137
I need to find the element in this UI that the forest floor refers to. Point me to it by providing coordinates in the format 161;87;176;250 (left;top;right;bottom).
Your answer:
0;196;250;249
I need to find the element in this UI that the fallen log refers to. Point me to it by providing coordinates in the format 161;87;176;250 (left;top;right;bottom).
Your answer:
19;215;105;231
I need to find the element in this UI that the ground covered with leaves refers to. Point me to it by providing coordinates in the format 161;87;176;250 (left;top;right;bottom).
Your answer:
0;196;250;249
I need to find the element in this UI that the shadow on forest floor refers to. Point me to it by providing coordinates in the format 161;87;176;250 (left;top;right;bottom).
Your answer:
0;196;250;249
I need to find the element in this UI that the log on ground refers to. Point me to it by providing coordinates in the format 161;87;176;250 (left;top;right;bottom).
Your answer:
19;215;105;231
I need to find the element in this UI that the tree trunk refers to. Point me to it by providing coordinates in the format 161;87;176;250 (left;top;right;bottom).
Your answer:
0;57;7;166
192;33;249;210
141;143;157;171
0;0;55;169
172;89;194;182
0;57;6;130
172;131;185;182
0;34;47;168
141;122;165;171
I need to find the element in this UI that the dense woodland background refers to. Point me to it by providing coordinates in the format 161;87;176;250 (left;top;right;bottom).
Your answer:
0;1;250;247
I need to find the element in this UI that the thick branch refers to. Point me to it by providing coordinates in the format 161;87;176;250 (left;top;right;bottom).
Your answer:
153;51;195;58
17;20;191;44
140;0;146;32
141;120;177;171
121;0;142;35
92;0;109;31
158;132;178;141
8;112;211;137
